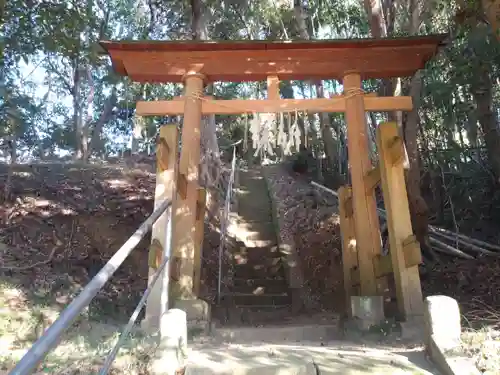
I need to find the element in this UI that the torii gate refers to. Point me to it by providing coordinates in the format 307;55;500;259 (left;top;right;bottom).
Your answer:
101;35;446;325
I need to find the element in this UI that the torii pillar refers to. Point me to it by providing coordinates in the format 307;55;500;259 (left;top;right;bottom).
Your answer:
343;72;382;297
169;72;210;322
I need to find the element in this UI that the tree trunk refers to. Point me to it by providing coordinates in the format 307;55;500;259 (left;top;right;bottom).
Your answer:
482;0;500;39
404;71;431;253
85;87;118;161
293;1;338;173
364;0;432;257
471;62;500;183
190;0;222;218
72;62;84;159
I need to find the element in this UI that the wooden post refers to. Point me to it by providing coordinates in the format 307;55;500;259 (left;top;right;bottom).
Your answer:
343;72;382;296
377;121;423;319
193;187;206;297
170;72;205;301
267;76;280;100
338;186;357;317
143;124;178;330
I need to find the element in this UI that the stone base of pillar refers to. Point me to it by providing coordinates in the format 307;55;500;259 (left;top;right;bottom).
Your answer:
173;298;210;322
350;295;385;330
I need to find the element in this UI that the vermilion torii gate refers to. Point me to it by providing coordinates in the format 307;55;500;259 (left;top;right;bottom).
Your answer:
101;35;446;325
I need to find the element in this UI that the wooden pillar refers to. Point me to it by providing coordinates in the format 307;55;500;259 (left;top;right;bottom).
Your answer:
193;187;206;297
343;72;381;296
338;186;357;317
143;124;178;330
267;76;280;100
170;72;205;301
377;121;423;318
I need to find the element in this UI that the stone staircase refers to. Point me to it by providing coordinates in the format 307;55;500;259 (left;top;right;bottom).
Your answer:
220;168;292;325
183;167;442;375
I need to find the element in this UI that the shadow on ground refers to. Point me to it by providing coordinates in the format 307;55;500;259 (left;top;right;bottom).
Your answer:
187;341;440;374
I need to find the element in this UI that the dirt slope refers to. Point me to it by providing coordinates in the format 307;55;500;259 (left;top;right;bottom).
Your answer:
265;163;500;327
0;159;223;322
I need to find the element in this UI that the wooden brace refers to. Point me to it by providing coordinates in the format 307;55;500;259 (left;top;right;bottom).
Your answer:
387;135;405;166
177;173;188;199
350;234;422;285
195;188;206;221
364;166;381;194
148;238;163;269
156;137;171;171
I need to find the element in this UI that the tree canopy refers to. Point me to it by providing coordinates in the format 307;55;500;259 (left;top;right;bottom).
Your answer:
1;0;500;235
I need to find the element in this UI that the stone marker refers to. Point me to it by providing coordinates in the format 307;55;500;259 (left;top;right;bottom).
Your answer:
423;296;482;375
150;309;188;375
424;295;461;351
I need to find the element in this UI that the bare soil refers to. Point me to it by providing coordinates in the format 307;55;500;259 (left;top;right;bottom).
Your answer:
1;159;499;373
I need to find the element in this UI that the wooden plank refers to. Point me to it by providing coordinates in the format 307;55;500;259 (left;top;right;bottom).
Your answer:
104;39;445;82
343;72;382;296
136;96;412;116
377;121;423;318
144;124;178;327
364;166;381;194
338;186;358;316
101;35;447;55
364;96;412;112
170;73;205;301
193;187;206;297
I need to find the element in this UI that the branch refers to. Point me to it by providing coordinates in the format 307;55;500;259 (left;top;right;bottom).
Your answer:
45;57;73;94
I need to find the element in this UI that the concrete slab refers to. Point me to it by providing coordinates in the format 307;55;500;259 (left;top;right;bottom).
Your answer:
185;341;442;375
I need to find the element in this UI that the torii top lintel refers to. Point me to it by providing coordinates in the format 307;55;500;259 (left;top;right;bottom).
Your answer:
100;35;447;84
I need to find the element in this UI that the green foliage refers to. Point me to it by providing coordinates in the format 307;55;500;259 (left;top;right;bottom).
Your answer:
0;0;499;179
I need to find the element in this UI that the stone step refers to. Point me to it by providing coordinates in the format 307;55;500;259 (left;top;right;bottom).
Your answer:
242;239;277;248
211;323;340;343
232;246;282;263
232;278;289;295
238;198;270;206
237;204;272;212
232;222;275;235
233;262;285;279
239;184;267;192
245;230;276;243
238;197;271;205
228;292;291;307
237;214;273;225
234;218;274;226
239;174;265;182
237;208;272;218
233;253;282;267
214;304;294;326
